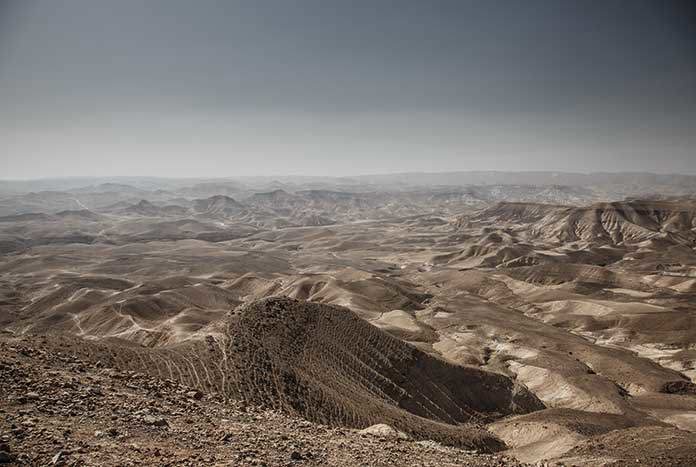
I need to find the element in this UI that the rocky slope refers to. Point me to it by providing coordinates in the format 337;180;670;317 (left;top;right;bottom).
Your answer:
42;297;545;452
0;331;530;466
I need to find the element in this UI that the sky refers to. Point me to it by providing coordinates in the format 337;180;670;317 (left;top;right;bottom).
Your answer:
0;0;695;179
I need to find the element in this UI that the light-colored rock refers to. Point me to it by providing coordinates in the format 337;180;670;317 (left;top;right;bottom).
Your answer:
358;424;409;440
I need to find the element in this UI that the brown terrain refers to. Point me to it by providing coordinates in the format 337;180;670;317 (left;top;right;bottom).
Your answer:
1;174;696;466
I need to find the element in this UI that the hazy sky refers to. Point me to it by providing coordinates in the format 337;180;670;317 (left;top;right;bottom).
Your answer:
1;0;695;178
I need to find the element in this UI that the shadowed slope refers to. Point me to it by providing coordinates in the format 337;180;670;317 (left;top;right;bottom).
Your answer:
222;298;543;421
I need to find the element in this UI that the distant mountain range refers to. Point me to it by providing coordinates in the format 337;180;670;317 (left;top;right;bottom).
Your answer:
1;171;694;219
1;170;695;193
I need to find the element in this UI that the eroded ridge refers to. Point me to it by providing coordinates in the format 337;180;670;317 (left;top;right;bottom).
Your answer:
59;297;545;451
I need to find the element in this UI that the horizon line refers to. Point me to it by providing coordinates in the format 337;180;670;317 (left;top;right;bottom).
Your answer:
2;169;696;183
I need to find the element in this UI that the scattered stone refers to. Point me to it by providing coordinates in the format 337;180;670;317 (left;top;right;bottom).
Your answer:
50;450;63;465
142;415;169;428
0;451;12;464
358;424;409;440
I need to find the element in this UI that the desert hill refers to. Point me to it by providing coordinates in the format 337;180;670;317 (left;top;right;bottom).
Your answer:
470;199;696;246
193;195;247;218
0;331;532;466
69;297;545;451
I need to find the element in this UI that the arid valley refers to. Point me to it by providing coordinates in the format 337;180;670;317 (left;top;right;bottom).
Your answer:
1;173;696;466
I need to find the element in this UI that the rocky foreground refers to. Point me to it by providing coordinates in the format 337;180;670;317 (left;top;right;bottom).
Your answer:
3;332;696;467
0;331;527;467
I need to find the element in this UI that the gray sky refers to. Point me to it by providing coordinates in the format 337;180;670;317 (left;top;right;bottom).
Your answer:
1;0;695;178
